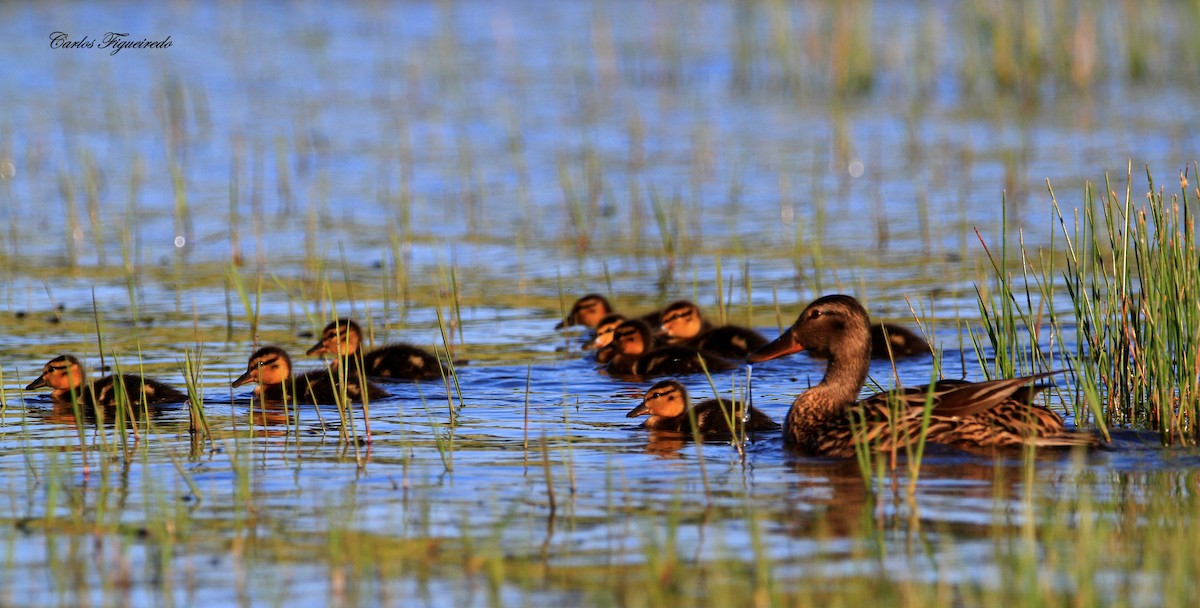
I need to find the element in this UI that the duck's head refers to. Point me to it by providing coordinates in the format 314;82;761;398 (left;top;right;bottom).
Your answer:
233;346;292;388
626;379;689;418
585;313;627;350
748;295;870;362
604;319;653;357
26;355;85;392
659;300;704;340
556;293;612;329
307;319;363;358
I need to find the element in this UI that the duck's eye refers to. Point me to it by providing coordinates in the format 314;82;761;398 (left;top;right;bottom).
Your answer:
810;309;823;319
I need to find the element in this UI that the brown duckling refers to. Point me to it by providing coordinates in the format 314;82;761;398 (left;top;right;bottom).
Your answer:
603;320;735;378
307;319;442;381
586;313;627;364
747;294;1098;457
627;379;780;434
867;322;931;359
658;300;768;360
25;354;187;406
556;293;613;329
233;346;389;404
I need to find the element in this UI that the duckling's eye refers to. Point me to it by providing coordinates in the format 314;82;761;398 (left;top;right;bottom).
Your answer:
50;364;69;372
663;310;691;323
810;310;823;319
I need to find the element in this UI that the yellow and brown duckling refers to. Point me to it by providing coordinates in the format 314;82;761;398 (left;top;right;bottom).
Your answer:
307;319;442;381
659;300;769;360
603;319;735;378
556;293;614;330
234;345;389;404
627;379;780;434
747;294;1098;457
25;354;187;406
585;313;627;364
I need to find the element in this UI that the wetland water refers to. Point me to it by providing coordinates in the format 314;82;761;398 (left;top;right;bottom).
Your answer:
2;1;1200;606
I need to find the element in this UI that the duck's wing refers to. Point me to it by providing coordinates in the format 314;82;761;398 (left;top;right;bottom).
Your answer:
862;372;1064;418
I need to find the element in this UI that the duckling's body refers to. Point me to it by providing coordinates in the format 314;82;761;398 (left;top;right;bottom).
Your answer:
308;319;442;381
868;322;930;359
627;379;779;434
749;295;1098;457
659;300;768;360
234;346;389;404
25;355;187;407
603;320;735;378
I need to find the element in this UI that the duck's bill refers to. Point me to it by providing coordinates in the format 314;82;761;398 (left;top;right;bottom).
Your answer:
25;375;47;390
747;331;804;363
231;370;255;388
626;402;650;418
305;342;327;356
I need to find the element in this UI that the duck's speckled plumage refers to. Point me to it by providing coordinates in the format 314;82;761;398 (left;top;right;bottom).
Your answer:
749;294;1098;457
627;379;779;434
235;346;389;404
25;355;187;407
307;319;442;381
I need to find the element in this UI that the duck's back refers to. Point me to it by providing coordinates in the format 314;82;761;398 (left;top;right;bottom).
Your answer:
689;325;768;360
88;374;188;406
364;343;441;380
635;346;734;377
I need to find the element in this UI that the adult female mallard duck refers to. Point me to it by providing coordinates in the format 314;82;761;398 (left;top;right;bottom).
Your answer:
627;379;779;434
602;320;735;379
25;354;187;406
234;345;389;404
307;319;442;381
658;300;769;360
747;294;1098;456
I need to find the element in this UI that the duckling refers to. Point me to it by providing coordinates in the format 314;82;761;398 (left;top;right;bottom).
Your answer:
25;354;187;406
233;345;389;404
585;313;627;364
627;379;780;434
603;320;735;378
748;294;1099;456
556;293;662;330
307;319;442;381
868;322;931;358
658;300;769;360
556;293;613;330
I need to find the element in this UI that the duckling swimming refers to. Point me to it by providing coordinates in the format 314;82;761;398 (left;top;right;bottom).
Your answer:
556;293;613;330
234;345;389;404
603;320;735;378
25;354;187;406
748;294;1098;456
658;300;768;360
585;313;627;364
627;379;779;434
307;319;442;381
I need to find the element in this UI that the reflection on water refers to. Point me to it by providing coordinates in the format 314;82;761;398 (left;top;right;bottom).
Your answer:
1;0;1199;604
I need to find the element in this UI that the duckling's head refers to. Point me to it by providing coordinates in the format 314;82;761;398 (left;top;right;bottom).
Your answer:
660;300;704;340
748;295;870;362
606;320;653;357
585;313;627;350
233;346;293;388
306;319;363;358
626;380;689;419
26;355;85;392
556;294;612;329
